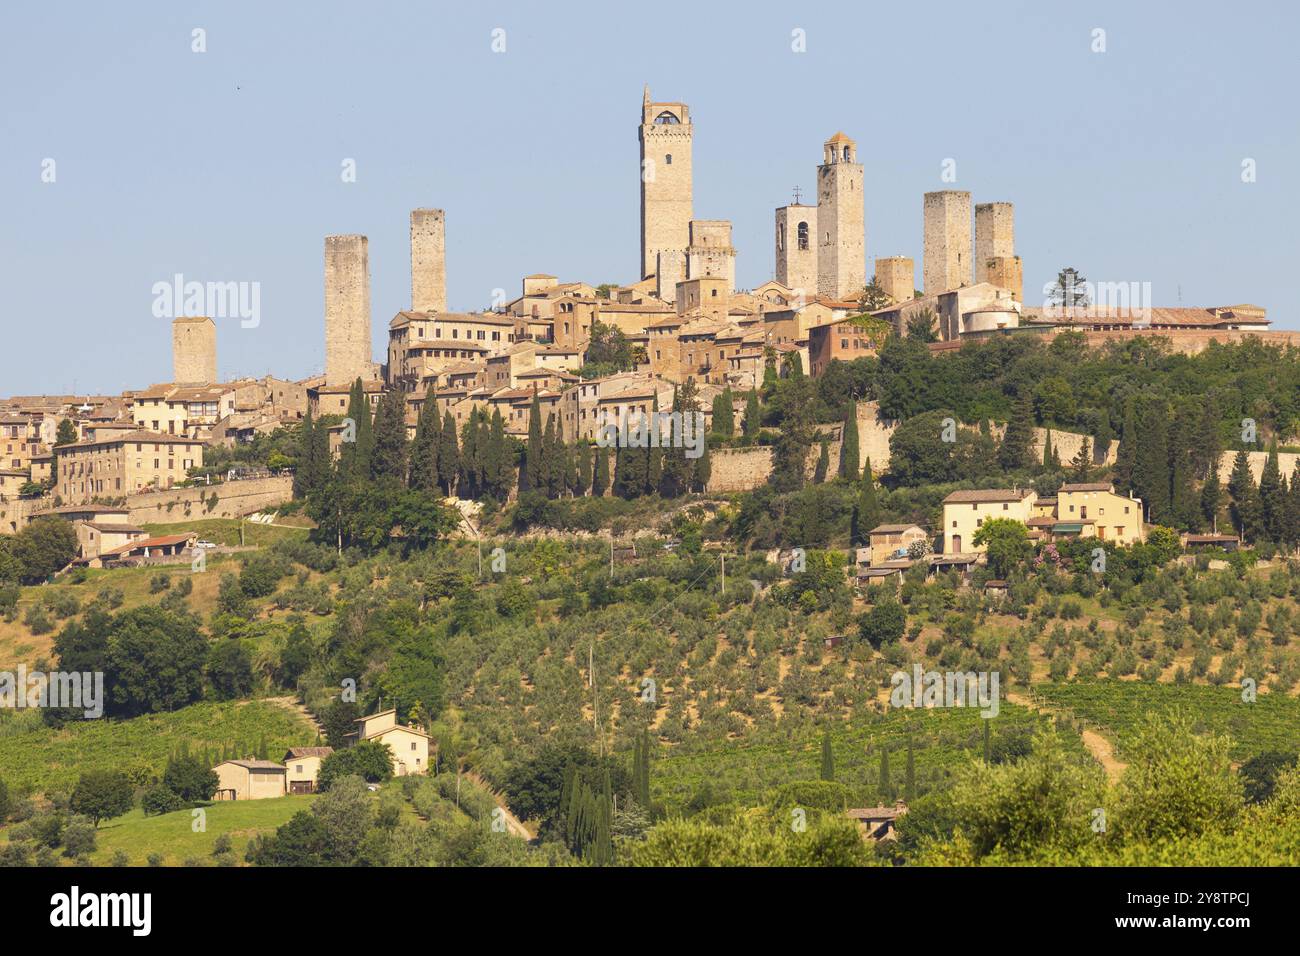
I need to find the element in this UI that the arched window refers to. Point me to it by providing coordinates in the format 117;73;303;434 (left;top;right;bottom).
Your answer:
797;222;809;251
665;153;672;165
843;146;851;162
654;111;679;125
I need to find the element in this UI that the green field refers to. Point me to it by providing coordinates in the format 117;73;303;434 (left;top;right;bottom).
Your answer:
85;796;317;866
653;703;1087;811
1034;681;1300;761
143;517;311;548
0;699;317;794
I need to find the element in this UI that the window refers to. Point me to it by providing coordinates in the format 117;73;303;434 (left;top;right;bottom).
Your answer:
665;153;673;165
411;742;417;750
654;111;679;125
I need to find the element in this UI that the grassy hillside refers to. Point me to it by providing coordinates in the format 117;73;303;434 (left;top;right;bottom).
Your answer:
0;699;317;794
142;516;311;548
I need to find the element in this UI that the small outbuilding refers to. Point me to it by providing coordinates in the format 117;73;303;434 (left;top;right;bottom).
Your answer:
213;759;287;801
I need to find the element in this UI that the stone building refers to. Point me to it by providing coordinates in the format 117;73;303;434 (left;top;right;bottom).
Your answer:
324;234;373;386
639;87;693;281
875;256;915;306
410;208;447;313
923;191;972;295
171;316;217;384
816;133;865;300
685;219;736;292
775;202;818;300
55;430;204;504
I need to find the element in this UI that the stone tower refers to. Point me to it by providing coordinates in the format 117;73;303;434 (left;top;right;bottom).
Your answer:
324;235;373;386
686;220;736;294
410;208;446;313
172;316;216;384
639;86;693;281
816;132;865;300
923;191;972;295
987;256;1024;303
775;202;818;301
874;256;915;306
974;202;1014;284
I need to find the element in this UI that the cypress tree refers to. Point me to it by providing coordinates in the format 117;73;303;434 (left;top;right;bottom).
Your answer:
850;458;881;546
1284;470;1300;551
294;407;329;500
742;388;761;442
813;439;830;483
522;390;545;494
712;387;735;439
819;730;834;782
576;443;593;497
878;747;891;801
1201;462;1223;532
437;410;459;496
1069;437;1092;483
982;720;991;766
645;392;663;495
1041;429;1054;471
408;389;440;492
998;393;1034;472
693;437;711;493
904;734;916;803
369;388;409;484
1112;397;1138;493
485;407;511;501
1169;406;1199;530
839;405;860;482
1228;449;1262;542
1134;398;1171;523
1259;440;1285;543
592;446;609;497
340;378;373;480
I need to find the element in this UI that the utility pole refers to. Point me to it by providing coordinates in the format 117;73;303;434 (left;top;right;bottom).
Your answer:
720;552;725;594
609;530;614;578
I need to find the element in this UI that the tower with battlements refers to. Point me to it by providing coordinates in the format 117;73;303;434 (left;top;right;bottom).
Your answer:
639;86;694;281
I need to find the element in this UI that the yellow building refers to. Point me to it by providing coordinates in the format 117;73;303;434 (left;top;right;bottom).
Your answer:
283;746;333;795
1055;482;1145;545
941;488;1037;555
55;430;204;505
865;523;929;566
214;759;286;800
348;709;430;777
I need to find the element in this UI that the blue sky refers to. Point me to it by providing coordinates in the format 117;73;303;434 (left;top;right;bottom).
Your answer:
2;0;1296;395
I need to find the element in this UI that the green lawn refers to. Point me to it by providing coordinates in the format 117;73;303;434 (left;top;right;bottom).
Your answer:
0;699;318;794
87;796;317;866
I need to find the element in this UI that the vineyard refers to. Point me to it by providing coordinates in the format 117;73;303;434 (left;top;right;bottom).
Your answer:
0;699;317;793
1032;681;1300;761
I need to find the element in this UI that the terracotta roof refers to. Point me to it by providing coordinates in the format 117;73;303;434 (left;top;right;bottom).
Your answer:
218;759;285;771
284;746;334;759
65;430;204;449
1059;482;1113;492
869;524;923;534
943;489;1032;504
100;533;193;557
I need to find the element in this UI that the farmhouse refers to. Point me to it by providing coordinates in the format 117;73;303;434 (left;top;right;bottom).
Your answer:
214;759;287;801
346;709;431;777
283;746;334;794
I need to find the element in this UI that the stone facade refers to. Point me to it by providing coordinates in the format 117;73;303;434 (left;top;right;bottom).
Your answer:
324;235;372;386
875;256;915;305
923;191;972;295
685;219;735;293
816;133;865;299
410;209;447;313
986;255;1023;303
775;204;818;301
974;202;1014;285
639;87;693;280
172;316;216;384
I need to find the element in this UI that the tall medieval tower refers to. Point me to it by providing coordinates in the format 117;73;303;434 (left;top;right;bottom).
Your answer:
923;191;972;295
324;234;373;386
410;208;447;313
775;200;818;300
639;86;693;281
816;132;865;300
172;316;216;383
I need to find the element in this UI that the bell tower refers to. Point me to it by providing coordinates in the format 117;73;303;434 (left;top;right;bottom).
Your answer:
639;86;694;281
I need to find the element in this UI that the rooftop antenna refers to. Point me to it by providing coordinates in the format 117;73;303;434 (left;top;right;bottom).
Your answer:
792;186;802;205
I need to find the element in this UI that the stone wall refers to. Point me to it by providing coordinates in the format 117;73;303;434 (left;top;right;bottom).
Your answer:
125;475;293;525
1216;450;1300;484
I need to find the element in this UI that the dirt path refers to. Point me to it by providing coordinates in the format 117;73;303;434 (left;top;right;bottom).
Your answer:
264;696;326;737
1007;690;1126;783
463;770;533;840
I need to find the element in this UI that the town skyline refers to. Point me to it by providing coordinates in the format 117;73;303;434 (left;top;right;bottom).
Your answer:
2;0;1295;395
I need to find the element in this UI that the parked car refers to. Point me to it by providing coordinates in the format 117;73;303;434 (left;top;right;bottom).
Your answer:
195;540;218;550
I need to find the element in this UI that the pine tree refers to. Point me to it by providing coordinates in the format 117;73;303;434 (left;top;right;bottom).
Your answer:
592;446;609;497
742;389;761;442
850;459;881;546
369;388;408;484
408;389;440;493
813;439;830;483
1259;440;1285;543
839;406;860;482
819;730;834;782
998;393;1034;472
437;411;459;496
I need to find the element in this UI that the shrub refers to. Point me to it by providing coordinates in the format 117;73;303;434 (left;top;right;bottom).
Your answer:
141;783;186;816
